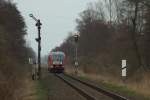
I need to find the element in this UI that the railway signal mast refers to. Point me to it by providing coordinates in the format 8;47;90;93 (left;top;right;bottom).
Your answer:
29;14;42;79
74;32;80;74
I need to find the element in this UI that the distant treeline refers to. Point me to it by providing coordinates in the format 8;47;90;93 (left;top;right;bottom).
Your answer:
0;0;35;99
54;0;150;76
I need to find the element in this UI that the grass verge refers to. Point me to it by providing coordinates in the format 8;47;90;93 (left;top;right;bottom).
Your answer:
74;74;150;100
101;82;150;100
101;82;136;96
36;80;47;100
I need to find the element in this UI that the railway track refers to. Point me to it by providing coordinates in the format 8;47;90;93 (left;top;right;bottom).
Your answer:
55;73;128;100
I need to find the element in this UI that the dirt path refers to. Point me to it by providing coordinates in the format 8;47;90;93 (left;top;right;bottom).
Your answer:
41;72;86;100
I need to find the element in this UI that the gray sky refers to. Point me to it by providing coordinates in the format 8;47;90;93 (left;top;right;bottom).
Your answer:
13;0;98;56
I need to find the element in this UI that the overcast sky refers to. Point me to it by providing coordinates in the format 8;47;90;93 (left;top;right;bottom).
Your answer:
13;0;98;56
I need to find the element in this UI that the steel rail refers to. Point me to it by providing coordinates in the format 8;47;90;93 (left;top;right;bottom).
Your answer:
63;73;128;100
55;74;97;100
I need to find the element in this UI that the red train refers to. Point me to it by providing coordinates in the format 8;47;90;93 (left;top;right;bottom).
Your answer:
48;51;66;73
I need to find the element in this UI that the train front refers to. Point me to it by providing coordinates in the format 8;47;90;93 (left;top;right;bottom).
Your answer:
48;51;65;73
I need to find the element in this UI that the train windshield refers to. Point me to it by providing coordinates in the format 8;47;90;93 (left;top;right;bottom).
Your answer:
59;54;64;61
52;52;64;62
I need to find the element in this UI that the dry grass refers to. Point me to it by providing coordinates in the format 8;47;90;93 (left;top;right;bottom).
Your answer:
127;72;150;96
20;77;37;100
0;63;37;100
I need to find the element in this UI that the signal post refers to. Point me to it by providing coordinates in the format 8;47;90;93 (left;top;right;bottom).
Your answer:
29;14;42;79
74;33;80;75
